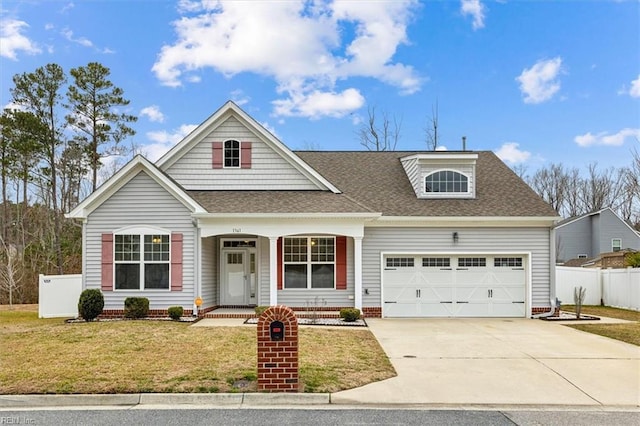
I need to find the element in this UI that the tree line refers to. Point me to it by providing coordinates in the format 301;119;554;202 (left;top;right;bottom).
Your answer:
523;148;640;229
0;62;136;304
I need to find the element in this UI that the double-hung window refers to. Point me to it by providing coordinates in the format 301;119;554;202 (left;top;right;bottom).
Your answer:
115;234;170;290
283;237;335;289
612;238;622;252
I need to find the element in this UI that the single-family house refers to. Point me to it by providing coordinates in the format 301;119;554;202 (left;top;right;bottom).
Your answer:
67;101;560;318
554;207;640;264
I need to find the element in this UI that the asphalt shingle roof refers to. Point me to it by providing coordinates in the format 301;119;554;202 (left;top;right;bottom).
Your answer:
187;151;558;217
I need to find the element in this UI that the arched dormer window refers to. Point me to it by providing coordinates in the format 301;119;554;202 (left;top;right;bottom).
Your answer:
425;170;468;193
224;139;240;168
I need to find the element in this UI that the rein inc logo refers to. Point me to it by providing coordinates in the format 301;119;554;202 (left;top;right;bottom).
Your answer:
0;417;35;424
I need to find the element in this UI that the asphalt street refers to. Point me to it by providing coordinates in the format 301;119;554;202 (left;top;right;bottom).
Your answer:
1;407;639;426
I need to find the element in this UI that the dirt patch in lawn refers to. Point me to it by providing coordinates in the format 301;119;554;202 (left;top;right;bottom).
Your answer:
0;311;395;394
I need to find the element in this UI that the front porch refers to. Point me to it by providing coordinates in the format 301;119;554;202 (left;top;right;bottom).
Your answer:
195;214;374;314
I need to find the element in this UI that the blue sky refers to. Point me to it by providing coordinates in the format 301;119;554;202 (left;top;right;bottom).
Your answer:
1;0;639;176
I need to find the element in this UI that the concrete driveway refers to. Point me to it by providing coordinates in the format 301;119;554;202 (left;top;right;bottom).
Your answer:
332;318;640;407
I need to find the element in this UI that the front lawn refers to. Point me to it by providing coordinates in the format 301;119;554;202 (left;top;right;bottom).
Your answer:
561;305;640;346
0;309;395;394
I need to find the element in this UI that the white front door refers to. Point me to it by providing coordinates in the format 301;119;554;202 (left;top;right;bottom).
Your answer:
221;249;257;305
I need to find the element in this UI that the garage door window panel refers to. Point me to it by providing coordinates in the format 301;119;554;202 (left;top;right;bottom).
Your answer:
386;257;414;268
422;257;450;267
458;257;486;267
494;257;523;268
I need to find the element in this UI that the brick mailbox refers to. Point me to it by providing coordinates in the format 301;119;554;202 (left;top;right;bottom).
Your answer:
257;305;299;392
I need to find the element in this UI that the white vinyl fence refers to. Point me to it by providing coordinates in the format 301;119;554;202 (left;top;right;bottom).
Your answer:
38;274;82;318
556;267;640;311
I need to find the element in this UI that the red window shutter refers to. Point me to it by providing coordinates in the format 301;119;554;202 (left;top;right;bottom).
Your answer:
241;142;252;169
101;233;113;291
336;236;347;290
171;233;183;291
277;237;283;290
212;142;223;169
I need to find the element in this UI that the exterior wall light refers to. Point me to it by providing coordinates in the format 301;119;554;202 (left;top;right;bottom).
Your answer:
453;232;459;243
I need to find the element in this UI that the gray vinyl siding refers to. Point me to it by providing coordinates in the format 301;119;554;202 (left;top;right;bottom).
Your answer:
277;237;354;307
84;171;196;310
598;209;640;253
556;218;592;261
200;236;217;307
555;209;640;262
164;116;319;190
361;227;552;309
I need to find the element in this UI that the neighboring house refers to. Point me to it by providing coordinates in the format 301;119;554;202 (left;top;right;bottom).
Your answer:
554;208;640;264
67;101;559;318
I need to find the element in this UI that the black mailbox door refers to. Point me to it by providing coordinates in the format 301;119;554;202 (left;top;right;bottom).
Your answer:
270;321;285;341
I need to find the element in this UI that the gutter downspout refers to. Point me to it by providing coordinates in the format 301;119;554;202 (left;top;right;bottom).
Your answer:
533;226;558;318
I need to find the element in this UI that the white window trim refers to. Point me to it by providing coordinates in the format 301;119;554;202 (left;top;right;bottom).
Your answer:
612;238;622;252
223;139;240;169
422;168;473;198
283;236;336;290
113;226;171;292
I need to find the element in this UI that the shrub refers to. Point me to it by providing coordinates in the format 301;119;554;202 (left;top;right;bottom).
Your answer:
124;297;149;319
254;306;269;317
625;251;640;268
168;306;184;321
339;308;361;322
77;289;104;321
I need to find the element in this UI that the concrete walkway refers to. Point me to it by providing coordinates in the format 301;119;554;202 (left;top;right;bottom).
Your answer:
331;318;640;407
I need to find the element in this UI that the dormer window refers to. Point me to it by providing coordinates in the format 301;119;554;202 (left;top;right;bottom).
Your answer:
401;153;477;199
425;170;468;193
224;140;240;168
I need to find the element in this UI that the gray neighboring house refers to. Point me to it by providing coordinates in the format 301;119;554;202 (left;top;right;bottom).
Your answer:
67;101;560;318
554;207;640;263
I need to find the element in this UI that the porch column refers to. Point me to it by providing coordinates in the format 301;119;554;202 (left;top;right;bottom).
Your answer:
354;236;363;310
269;237;278;305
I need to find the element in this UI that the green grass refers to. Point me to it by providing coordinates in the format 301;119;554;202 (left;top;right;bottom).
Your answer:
0;309;395;394
561;305;640;346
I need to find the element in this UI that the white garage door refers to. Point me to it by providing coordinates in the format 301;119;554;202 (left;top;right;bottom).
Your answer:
383;255;526;317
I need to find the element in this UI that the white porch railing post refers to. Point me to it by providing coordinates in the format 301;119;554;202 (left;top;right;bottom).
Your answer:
354;236;363;310
269;237;278;306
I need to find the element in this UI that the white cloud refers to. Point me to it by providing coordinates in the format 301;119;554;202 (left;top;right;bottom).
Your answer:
140;105;165;123
435;145;448;151
516;57;563;104
142;124;198;161
495;142;531;164
230;90;250;106
0;19;41;60
152;1;421;118
61;27;93;47
629;74;640;98
272;88;365;119
574;128;640;147
461;0;485;30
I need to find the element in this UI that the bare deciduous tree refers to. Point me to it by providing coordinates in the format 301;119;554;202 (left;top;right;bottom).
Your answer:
425;100;439;151
358;106;402;151
529;163;567;214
